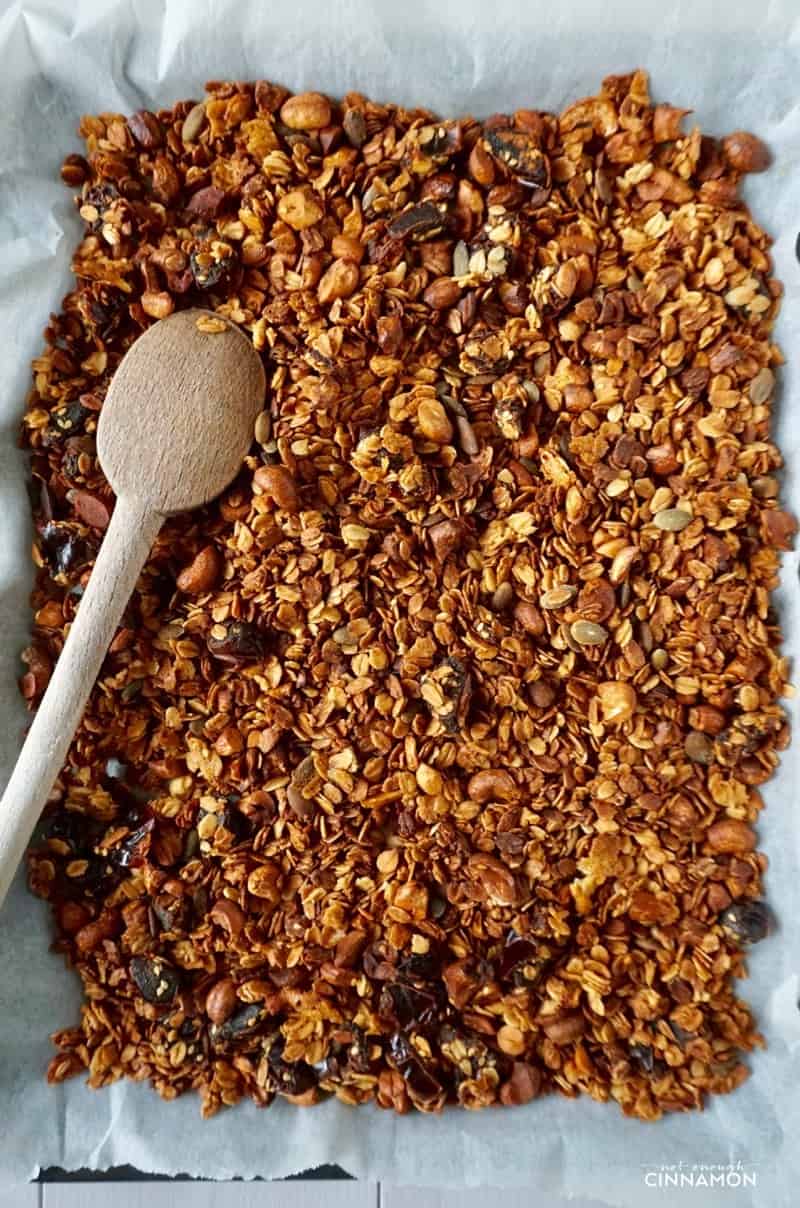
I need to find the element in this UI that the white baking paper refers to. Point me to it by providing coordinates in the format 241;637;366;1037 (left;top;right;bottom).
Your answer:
1;0;799;1202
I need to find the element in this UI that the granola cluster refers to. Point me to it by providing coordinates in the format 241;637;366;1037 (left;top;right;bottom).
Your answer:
22;71;793;1120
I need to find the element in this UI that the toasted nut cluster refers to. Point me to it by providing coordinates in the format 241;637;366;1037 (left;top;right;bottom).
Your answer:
23;70;791;1122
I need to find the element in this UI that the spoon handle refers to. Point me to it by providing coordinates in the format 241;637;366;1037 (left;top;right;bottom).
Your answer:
0;495;163;910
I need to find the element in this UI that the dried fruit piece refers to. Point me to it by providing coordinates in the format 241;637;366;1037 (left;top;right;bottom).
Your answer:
129;956;180;1005
484;127;551;192
719;900;771;944
210;1003;266;1047
387;202;446;241
207;620;265;661
500;1061;541;1106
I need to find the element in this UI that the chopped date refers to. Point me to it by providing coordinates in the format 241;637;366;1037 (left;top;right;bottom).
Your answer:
266;1037;318;1095
367;234;405;267
64;857;119;901
210;1003;266;1047
212;802;252;842
387;201;448;242
342;107;367;147
46;811;102;854
111;818;154;868
484;127;551;192
362;940;397;981
629;1043;666;1077
189;248;235;290
499;934;548;985
207;619;265;661
39;523;91;577
342;1026;376;1074
417;123;462;162
388;1033;446;1108
719;900;772;944
78;283;128;340
48;399;89;440
396;951;441;982
129;956;181;1005
380;980;444;1028
80;181;120;227
150;891;189;932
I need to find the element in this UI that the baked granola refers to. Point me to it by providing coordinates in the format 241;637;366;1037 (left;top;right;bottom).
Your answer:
20;70;793;1119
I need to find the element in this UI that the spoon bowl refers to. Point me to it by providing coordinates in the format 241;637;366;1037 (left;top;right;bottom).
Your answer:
98;308;265;513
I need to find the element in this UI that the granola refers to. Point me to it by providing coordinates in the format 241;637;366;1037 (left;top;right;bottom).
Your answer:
21;71;793;1120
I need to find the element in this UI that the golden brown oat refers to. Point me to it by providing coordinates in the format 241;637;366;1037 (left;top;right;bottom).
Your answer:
22;70;791;1122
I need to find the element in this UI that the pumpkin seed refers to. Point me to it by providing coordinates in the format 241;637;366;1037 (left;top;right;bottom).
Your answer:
653;507;692;532
570;620;608;646
540;586;577;609
181;102;206;144
491;582;514;611
455;414;479;456
254;410;272;445
749;367;775;405
685;730;714;764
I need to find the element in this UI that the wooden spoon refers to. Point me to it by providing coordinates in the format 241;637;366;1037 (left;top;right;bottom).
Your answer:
0;309;265;909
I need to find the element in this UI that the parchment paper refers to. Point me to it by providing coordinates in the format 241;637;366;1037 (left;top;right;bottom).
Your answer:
1;0;799;1202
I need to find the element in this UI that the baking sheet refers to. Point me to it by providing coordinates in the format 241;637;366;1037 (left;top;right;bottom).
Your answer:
1;0;799;1202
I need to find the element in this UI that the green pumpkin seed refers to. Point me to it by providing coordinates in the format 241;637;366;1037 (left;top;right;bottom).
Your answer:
181;102;206;144
540;586;577;609
654;507;692;532
749;367;775;405
570;620;608;646
685;731;714;764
